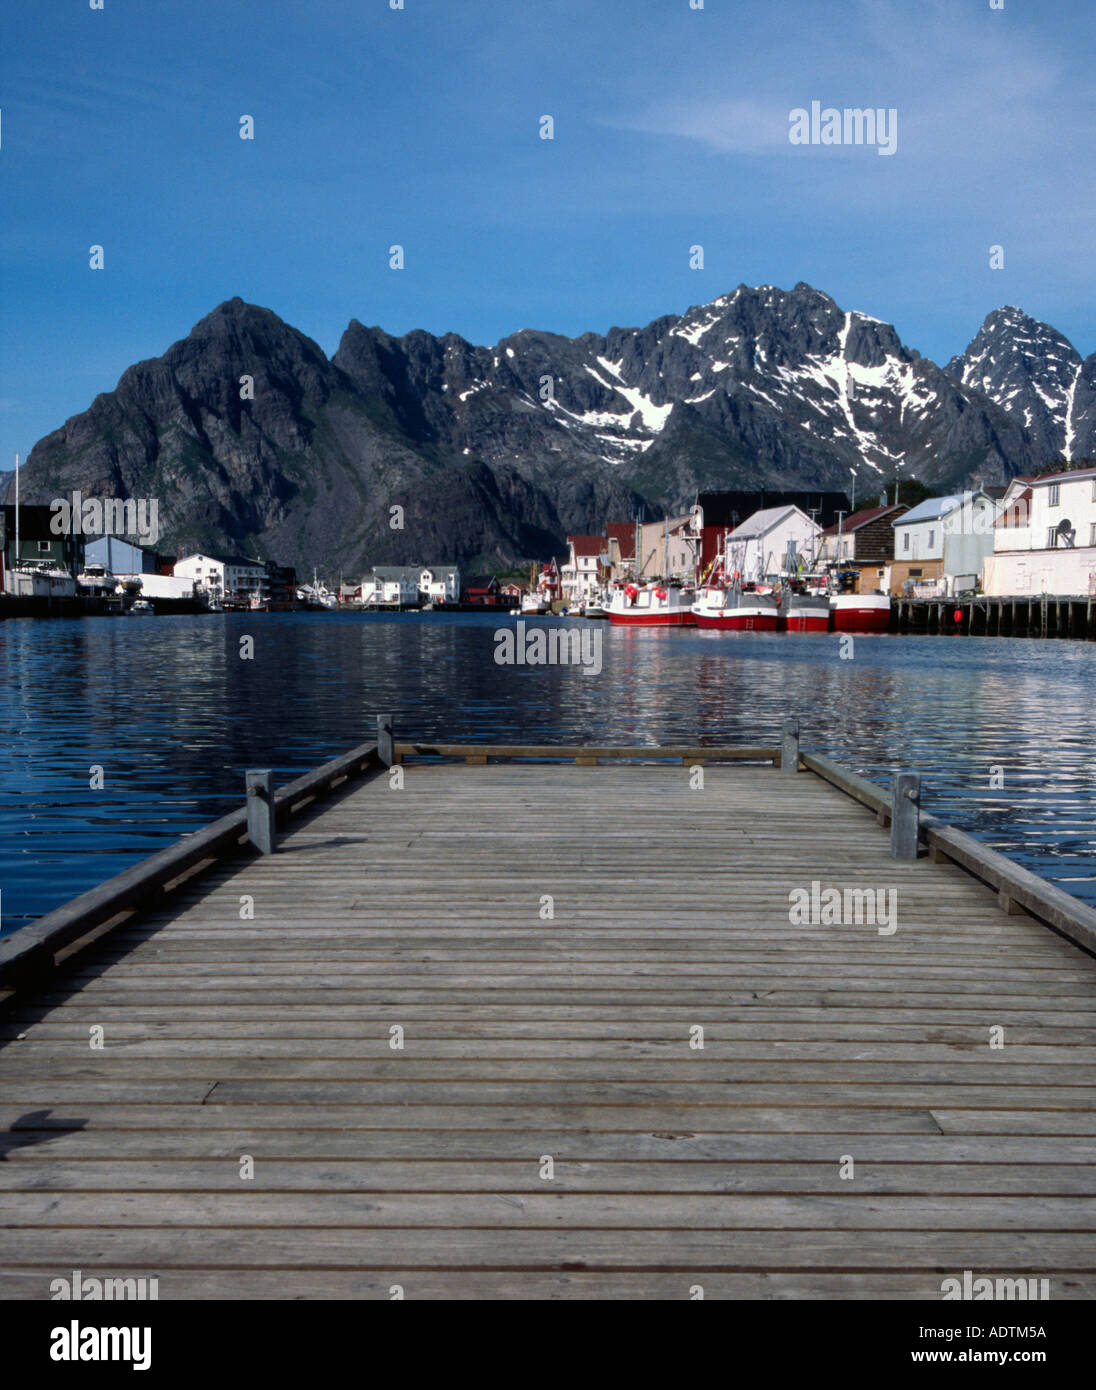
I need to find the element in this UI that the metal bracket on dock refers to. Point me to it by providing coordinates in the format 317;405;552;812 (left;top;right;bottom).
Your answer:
890;772;921;860
245;769;276;855
781;718;800;774
377;714;395;767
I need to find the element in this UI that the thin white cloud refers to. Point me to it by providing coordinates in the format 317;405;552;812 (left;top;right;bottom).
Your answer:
600;0;1085;171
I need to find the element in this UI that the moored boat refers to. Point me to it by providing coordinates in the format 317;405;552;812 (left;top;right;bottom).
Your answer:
830;591;891;632
692;582;779;631
779;583;831;633
607;582;695;626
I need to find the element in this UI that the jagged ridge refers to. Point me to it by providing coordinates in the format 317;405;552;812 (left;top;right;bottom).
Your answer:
7;284;1087;572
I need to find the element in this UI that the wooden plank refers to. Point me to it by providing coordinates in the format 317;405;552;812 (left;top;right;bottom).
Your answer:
3;1057;1094;1084
3;1160;1096;1196
4;1190;1095;1231
4;1129;1095;1163
395;744;779;763
1;1227;1093;1270
2;1269;1092;1300
9;1040;1096;1063
0;1102;948;1133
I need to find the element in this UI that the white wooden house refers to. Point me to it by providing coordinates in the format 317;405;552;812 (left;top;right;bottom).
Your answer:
724;506;822;580
174;552;267;601
984;466;1096;596
562;536;606;602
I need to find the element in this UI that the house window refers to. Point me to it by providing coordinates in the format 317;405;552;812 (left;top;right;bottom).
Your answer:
928;529;935;548
1047;527;1058;549
1090;523;1096;547
902;533;909;553
1049;484;1060;506
37;541;51;554
909;568;923;578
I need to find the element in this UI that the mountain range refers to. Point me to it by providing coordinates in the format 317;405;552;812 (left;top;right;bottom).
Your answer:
7;283;1092;572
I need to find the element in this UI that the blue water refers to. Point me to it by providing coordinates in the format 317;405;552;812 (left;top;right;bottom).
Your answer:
1;610;1095;935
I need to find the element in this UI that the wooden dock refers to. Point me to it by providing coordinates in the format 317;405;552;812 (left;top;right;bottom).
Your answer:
2;737;1095;1300
894;592;1096;639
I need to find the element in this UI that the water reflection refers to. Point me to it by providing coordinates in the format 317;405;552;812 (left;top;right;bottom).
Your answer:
1;611;1094;931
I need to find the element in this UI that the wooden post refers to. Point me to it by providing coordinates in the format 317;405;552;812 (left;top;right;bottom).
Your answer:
781;717;800;774
890;771;920;860
245;770;275;855
377;713;395;766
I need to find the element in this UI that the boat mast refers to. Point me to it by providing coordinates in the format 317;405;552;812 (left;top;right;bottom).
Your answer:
14;452;19;575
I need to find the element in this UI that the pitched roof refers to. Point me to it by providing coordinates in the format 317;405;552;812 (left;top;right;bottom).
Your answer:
569;535;605;558
184;551;266;568
892;495;964;525
606;523;636;558
372;565;423;581
1029;466;1096;485
822;503;907;536
727;505;803;539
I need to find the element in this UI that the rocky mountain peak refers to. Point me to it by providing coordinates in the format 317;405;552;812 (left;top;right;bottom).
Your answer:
946;306;1088;459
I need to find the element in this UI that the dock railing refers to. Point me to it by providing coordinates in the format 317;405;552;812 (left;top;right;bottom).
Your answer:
803;750;1096;955
2;714;1095;992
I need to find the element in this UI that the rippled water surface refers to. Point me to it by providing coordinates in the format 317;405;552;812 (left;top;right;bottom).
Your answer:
2;610;1095;934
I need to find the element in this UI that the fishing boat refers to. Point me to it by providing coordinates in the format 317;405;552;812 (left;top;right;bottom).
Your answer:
519;591;549;616
607;582;695;626
690;534;779;631
830;590;891;632
779;580;831;633
692;581;779;631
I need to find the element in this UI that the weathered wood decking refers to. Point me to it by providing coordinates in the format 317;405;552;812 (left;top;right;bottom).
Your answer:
2;756;1095;1299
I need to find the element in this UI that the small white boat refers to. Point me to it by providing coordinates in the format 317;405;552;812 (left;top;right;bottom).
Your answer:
76;562;117;596
129;599;154;615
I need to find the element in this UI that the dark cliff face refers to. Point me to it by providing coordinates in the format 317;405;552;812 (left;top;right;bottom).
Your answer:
8;285;1084;574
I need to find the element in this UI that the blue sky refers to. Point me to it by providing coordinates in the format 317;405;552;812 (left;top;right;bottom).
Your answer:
2;0;1094;458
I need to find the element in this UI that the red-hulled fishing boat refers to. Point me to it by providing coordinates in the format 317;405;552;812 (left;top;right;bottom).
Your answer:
607;582;696;626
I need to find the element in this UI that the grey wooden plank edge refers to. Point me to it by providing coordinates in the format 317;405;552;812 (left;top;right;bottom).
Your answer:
394;744;781;764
